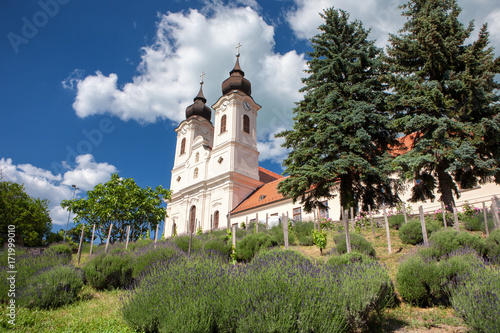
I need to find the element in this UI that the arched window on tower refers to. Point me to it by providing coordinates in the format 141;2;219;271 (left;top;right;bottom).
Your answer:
243;115;250;134
195;152;200;162
220;115;227;134
180;138;186;155
194;167;199;179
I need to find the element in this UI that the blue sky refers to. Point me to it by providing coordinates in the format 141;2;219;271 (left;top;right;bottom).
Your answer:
1;0;499;232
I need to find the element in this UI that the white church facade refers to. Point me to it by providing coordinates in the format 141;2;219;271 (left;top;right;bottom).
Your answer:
164;51;500;238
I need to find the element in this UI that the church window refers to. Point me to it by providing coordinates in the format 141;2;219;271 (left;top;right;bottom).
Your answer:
180;138;186;155
195;152;200;162
218;156;223;164
194;168;199;179
213;210;219;229
176;176;181;182
293;207;302;221
243;115;250;134
319;201;329;219
220;115;227;133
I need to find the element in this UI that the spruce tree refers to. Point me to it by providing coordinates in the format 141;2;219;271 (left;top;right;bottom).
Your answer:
276;8;399;214
386;0;500;211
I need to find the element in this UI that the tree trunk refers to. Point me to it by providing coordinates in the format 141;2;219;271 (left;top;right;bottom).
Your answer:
340;174;355;218
437;161;456;212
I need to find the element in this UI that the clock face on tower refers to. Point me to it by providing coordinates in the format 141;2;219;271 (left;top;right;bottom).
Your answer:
243;101;251;111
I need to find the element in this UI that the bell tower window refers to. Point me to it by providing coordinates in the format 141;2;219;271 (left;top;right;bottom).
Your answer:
243;115;250;134
194;168;199;179
220;115;227;133
180;138;186;155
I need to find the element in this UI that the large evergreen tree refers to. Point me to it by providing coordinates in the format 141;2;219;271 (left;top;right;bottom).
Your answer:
386;0;500;211
276;8;400;214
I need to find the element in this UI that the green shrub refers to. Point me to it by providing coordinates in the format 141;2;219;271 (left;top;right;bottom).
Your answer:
333;233;376;258
132;242;184;279
19;265;83;309
236;233;277;262
326;252;374;267
397;249;482;306
428;230;487;258
267;224;296;246
82;252;133;290
397;255;441;305
44;242;73;261
388;214;406;230
398;219;441;245
171;235;202;253
126;238;153;252
486;230;500;260
292;221;315;245
449;263;500;332
462;215;495;233
203;237;232;259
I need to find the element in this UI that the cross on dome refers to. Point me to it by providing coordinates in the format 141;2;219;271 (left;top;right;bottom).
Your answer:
200;71;206;84
236;42;242;57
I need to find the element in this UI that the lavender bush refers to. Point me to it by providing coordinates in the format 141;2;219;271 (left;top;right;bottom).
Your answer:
0;249;71;303
18;265;83;309
122;249;394;332
449;262;500;332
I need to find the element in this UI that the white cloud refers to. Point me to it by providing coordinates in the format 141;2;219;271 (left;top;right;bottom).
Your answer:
286;0;500;52
257;128;288;166
0;155;117;227
69;4;306;163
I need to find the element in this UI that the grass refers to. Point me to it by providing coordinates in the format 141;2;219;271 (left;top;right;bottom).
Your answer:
5;224;487;332
1;286;132;332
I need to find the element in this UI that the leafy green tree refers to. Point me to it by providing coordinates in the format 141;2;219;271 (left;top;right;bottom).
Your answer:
276;8;400;214
386;0;500;211
0;181;52;246
61;173;170;243
67;223;93;243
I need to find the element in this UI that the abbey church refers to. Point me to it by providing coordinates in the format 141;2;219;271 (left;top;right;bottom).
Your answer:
164;50;500;237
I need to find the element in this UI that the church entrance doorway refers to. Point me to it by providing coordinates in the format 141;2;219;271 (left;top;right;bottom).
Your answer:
190;205;196;233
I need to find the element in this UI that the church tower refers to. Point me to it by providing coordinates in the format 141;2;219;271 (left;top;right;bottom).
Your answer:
165;47;263;237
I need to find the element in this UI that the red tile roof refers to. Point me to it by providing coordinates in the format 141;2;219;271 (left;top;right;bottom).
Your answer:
389;132;420;157
231;177;288;214
258;167;283;183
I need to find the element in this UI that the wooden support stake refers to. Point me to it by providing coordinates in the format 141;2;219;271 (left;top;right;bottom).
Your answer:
154;224;159;249
282;213;289;248
210;214;213;233
344;209;351;254
492;197;500;229
350;206;355;231
125;225;131;249
76;224;85;266
232;224;236;250
382;205;391;254
89;224;96;260
483;202;489;236
419;206;429;246
368;205;375;237
402;202;408;224
453;206;460;231
188;219;194;257
266;213;269;229
441;202;447;229
105;224;113;253
256;213;259;233
227;213;231;230
246;216;248;229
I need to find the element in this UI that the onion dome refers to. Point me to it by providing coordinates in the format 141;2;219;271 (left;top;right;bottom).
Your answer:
221;53;251;96
186;79;211;122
